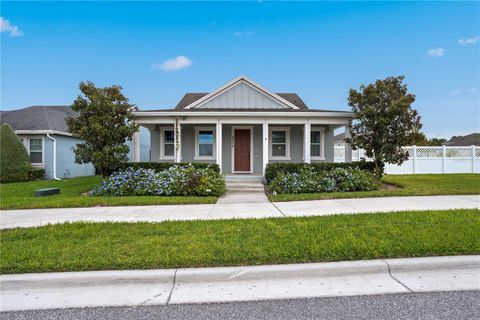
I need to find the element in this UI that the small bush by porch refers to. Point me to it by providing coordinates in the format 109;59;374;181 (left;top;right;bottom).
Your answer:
269;173;480;202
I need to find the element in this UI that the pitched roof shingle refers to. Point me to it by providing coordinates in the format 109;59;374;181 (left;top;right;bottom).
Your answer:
0;106;77;132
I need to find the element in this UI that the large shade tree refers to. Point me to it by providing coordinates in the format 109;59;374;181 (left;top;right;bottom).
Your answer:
347;76;422;178
67;81;138;177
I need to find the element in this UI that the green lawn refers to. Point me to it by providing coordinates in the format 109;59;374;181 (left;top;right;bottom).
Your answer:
0;176;217;210
1;209;479;274
269;174;480;202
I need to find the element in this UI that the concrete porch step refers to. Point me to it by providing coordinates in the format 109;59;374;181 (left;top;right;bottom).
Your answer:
225;189;266;194
225;182;265;189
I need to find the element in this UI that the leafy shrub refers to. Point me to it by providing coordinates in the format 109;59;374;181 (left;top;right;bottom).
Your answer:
264;161;376;184
28;169;45;180
268;167;377;195
92;165;225;197
0;124;33;183
124;162;220;174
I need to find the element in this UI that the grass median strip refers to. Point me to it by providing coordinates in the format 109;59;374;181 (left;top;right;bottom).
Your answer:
1;209;479;274
0;176;217;210
269;174;480;202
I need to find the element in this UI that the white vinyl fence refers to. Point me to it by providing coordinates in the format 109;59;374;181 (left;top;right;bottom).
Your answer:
334;145;480;174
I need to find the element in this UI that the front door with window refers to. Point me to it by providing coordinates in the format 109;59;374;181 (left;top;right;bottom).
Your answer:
234;129;250;172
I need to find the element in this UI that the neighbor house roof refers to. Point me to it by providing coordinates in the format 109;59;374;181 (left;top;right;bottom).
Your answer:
175;92;310;110
0;106;77;135
445;133;480;146
333;132;346;142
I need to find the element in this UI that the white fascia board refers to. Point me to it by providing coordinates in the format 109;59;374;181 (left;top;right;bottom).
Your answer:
15;130;73;137
133;111;354;118
183;75;300;110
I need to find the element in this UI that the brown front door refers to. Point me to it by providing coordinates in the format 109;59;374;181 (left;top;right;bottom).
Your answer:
234;129;251;172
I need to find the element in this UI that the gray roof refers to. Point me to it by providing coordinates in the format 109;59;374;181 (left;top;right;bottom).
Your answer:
0;106;77;133
333;132;346;142
175;92;310;110
445;133;480;146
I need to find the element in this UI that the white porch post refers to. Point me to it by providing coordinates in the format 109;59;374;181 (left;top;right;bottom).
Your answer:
132;130;141;162
174;120;182;163
216;122;222;173
344;121;352;163
304;123;311;163
262;122;269;175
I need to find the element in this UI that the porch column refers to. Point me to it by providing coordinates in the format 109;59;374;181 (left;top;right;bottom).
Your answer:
344;121;352;163
262;122;269;175
304;123;311;163
132;130;141;162
216;122;222;173
174;120;182;163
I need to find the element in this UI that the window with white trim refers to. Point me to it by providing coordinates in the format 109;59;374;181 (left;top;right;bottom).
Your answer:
160;127;175;159
28;138;43;165
195;127;216;160
310;128;325;159
269;127;290;160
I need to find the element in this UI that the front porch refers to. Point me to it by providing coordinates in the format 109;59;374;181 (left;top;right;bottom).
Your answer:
132;116;354;175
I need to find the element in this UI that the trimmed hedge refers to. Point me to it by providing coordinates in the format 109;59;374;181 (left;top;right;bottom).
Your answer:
264;161;376;184
123;162;220;174
0;124;32;183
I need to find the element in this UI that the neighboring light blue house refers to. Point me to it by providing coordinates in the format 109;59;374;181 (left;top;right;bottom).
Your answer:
0;106;96;179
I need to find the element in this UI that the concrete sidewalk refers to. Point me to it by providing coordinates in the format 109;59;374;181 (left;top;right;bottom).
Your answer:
0;195;478;229
1;255;479;311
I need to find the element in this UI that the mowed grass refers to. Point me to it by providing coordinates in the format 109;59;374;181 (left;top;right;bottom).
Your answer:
269;174;480;202
1;209;479;274
0;176;217;210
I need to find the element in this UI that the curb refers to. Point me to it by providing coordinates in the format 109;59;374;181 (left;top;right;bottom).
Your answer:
1;255;479;311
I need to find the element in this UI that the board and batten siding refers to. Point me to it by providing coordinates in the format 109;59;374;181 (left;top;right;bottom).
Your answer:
195;83;286;109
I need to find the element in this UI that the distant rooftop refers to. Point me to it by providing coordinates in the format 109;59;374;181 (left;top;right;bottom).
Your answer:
0;106;76;133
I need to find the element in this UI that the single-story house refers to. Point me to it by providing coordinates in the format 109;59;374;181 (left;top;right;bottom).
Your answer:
132;76;354;174
0;106;96;179
445;133;480;146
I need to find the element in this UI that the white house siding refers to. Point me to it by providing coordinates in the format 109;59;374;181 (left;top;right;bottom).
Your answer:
196;83;286;109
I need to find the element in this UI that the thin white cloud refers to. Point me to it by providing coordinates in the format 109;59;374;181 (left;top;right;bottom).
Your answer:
234;31;254;37
152;55;192;72
448;87;478;96
427;48;445;58
0;17;23;37
458;36;479;46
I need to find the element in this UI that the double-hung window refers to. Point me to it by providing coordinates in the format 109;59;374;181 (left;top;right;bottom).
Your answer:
160;128;175;160
28;138;44;165
310;128;325;160
269;127;290;160
195;127;216;160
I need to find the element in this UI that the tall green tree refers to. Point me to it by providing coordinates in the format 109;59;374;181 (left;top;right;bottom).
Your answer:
67;81;138;177
347;76;422;178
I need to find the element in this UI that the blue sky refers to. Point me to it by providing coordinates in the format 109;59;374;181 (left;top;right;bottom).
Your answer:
1;1;479;139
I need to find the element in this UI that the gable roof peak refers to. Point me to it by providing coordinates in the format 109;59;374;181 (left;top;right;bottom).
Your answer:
183;75;300;110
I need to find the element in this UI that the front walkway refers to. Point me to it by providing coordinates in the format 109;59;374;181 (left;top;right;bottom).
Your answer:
0;195;478;229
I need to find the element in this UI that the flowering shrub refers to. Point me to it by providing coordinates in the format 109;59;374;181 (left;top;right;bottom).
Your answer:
268;167;377;195
92;165;225;197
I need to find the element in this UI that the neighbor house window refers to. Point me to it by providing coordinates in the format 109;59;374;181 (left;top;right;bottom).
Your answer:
160;127;175;159
195;127;216;160
28;138;43;165
269;127;290;160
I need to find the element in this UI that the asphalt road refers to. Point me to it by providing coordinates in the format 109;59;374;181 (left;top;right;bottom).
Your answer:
2;291;479;320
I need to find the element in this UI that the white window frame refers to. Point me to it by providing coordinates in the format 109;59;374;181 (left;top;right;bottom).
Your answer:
194;126;216;160
159;127;175;160
269;127;291;160
21;136;45;166
310;127;325;160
